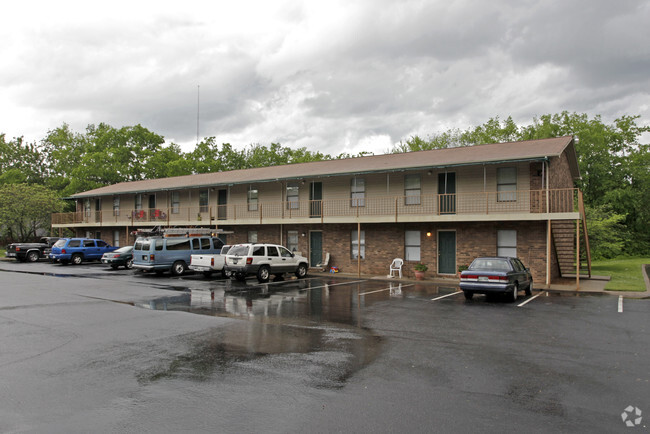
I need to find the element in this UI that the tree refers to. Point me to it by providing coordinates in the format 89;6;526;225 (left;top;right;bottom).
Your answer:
0;184;65;242
0;134;48;184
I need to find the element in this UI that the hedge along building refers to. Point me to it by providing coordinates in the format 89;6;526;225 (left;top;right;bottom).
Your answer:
52;136;591;286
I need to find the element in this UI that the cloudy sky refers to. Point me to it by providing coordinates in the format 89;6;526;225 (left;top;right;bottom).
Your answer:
2;0;649;155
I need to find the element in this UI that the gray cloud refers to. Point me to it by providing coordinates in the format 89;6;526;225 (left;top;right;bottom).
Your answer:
1;0;648;156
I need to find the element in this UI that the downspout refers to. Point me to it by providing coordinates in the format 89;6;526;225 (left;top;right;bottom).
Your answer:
545;159;551;286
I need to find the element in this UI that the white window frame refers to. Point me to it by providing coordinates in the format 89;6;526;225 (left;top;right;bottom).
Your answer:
248;186;258;211
113;196;120;216
405;230;421;262
351;178;365;207
286;183;299;210
248;230;258;243
287;230;299;252
497;230;517;257
351;230;365;259
405;174;421;205
171;191;180;214
497;167;517;202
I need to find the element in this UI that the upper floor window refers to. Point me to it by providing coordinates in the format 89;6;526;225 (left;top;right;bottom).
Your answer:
351;178;365;207
248;186;258;211
84;199;91;217
199;189;209;213
113;196;120;216
171;191;180;214
497;167;517;202
405;175;421;205
135;194;143;210
286;183;299;209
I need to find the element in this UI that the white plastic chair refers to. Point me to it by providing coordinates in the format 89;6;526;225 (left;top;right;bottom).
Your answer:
388;258;403;278
316;252;330;271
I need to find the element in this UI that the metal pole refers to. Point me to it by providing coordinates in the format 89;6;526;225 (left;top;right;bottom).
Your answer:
576;218;580;290
357;222;361;278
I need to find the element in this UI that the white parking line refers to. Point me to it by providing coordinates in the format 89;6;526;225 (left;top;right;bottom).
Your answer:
618;295;623;313
308;280;367;292
430;291;462;301
517;291;546;307
359;284;414;296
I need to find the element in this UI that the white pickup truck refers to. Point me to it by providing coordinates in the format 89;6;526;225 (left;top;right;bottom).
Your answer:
189;245;231;278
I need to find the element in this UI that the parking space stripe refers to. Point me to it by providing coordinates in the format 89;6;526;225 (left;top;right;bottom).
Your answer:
618;295;623;313
430;291;462;301
517;291;546;307
359;284;414;296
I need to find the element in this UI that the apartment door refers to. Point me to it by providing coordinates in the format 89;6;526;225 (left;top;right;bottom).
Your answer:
148;194;156;221
217;189;227;220
438;172;456;214
309;231;323;267
438;231;456;274
310;182;322;218
95;198;101;222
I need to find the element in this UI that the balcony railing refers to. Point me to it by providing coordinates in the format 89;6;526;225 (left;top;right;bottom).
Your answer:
51;188;580;226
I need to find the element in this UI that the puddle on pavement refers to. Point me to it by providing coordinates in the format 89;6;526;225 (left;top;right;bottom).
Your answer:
134;279;389;388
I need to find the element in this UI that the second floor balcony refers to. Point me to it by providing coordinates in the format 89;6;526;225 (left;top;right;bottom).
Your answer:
51;188;582;227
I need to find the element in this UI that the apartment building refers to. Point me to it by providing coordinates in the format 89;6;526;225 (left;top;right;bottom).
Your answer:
51;136;590;285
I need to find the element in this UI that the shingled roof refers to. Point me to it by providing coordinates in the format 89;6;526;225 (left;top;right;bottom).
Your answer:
70;136;578;198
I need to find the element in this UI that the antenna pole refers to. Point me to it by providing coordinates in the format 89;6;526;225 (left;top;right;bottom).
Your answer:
196;84;200;145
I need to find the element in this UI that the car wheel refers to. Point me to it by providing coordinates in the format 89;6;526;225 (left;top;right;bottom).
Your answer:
295;263;308;279
510;283;518;302
235;272;246;282
463;291;474;300
222;268;232;279
125;258;134;269
525;280;533;296
26;251;39;262
71;254;83;265
171;261;187;276
257;265;270;283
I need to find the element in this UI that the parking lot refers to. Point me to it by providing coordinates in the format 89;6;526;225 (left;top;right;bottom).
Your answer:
1;259;648;432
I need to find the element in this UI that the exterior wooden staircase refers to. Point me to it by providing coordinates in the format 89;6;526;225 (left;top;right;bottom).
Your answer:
551;191;592;278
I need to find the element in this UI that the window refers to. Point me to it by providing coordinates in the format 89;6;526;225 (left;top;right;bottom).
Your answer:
155;239;163;251
497;167;517;202
248;231;258;243
68;240;81;248
166;239;191;251
286;183;299;209
113;197;120;216
351;178;365;207
279;246;293;258
405;230;421;261
497;230;517;257
405;175;421;205
287;230;299;252
199;189;209;213
252;245;265;256
83;240;96;247
135;194;143;210
267;246;279;257
351;230;365;259
171;191;180;214
113;230;120;247
248;186;258;211
96;240;107;247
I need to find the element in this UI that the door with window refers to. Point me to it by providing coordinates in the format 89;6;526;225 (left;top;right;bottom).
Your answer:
438;231;456;274
310;182;322;218
217;189;227;220
148;194;156;221
95;198;102;222
438;172;456;214
309;231;323;267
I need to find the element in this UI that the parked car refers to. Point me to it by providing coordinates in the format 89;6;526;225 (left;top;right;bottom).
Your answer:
189;245;232;278
132;235;225;276
5;237;60;262
49;238;118;265
101;246;134;269
459;256;533;301
224;243;309;283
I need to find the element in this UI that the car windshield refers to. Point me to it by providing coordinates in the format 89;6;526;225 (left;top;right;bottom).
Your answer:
469;258;511;271
228;245;250;256
53;239;67;247
114;246;133;253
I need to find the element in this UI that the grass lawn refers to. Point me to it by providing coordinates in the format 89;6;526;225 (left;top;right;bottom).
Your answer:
590;257;650;292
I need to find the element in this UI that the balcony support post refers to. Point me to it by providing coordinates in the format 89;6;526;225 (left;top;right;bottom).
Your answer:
576;217;580;290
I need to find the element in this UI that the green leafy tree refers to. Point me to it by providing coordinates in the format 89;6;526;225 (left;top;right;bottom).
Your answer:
0;134;48;184
0;184;65;242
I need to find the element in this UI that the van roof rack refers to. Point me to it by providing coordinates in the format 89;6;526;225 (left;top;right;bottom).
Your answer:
131;226;233;238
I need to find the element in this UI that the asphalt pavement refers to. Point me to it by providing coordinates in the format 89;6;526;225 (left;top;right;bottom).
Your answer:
0;259;648;433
